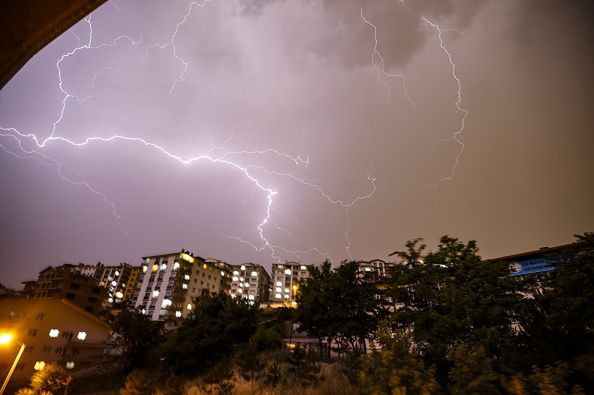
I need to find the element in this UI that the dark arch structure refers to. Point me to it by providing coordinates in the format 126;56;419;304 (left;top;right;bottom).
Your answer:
0;0;107;89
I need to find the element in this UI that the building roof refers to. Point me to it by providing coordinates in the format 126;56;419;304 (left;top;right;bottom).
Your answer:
487;243;575;262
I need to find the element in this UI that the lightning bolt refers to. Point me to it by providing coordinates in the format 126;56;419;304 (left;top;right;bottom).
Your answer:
422;17;469;187
148;0;212;94
360;8;416;109
0;0;377;266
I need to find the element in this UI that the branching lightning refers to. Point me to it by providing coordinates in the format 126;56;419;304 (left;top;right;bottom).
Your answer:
0;0;377;265
422;17;469;187
360;8;416;109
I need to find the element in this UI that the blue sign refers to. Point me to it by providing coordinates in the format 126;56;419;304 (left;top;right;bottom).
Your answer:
509;257;556;276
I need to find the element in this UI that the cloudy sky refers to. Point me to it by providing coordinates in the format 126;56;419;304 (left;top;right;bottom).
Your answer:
1;0;592;287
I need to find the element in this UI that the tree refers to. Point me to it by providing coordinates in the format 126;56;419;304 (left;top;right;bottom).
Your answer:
517;233;594;390
448;344;501;395
16;363;72;395
296;260;386;354
107;308;164;372
161;292;257;376
388;236;524;386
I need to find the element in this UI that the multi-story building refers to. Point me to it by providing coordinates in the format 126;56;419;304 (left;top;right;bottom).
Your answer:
28;265;105;314
357;259;393;280
270;262;311;304
94;263;140;307
0;298;111;384
230;263;271;304
133;250;231;321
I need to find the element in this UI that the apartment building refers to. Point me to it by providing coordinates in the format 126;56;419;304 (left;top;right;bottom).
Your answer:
0;298;110;383
133;251;231;321
28;265;105;314
95;263;141;307
229;263;271;304
270;262;311;304
357;259;393;282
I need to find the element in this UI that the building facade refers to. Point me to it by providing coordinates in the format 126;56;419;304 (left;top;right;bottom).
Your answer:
270;262;311;304
230;263;271;304
133;251;231;321
28;265;105;314
95;263;140;307
0;299;110;383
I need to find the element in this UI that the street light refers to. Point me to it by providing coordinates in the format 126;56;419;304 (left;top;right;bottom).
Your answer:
0;332;25;395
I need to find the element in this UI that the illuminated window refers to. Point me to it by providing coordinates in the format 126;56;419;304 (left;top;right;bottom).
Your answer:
111;280;117;287
182;283;188;289
233;271;239;276
107;298;113;303
141;309;146;314
284;288;290;293
142;265;148;273
275;293;282;299
276;281;282;286
184;274;190;280
77;331;87;340
300;265;307;270
151;264;158;273
161;299;172;308
240;265;245;270
220;271;225;276
115;291;123;299
186;303;193;311
232;276;238;281
160;263;167;271
284;269;292;275
173;262;180;270
251;271;258;277
34;361;45;371
66;362;75;370
237;288;243;293
152;290;159;298
175;311;182;318
276;287;282;293
49;329;59;338
114;271;120;276
248;295;255;301
244;282;249;287
240;277;244;282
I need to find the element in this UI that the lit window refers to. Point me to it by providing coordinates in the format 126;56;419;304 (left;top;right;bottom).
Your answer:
244;282;250;287
251;271;258;277
161;299;172;308
160;263;167;271
233;271;239;276
77;332;87;341
152;290;159;298
240;277;244;282
237;288;243;293
275;293;281;299
184;274;190;280
285;269;292;275
175;311;182;318
278;265;284;269
365;267;372;272
232;276;239;281
240;265;245;270
284;288;290;293
248;295;255;301
66;362;75;370
182;283;188;289
107;298;113;303
300;265;307;270
34;361;45;371
111;280;117;287
276;287;282;292
142;266;148;273
49;329;59;338
151;264;158;273
173;262;180;270
249;300;255;305
114;271;120;276
276;281;282;286
141;309;146;314
186;303;193;310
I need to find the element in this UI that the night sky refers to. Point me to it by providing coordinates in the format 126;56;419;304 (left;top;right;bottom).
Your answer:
1;0;592;288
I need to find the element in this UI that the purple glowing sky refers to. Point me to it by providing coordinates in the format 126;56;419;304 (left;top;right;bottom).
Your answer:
1;0;592;288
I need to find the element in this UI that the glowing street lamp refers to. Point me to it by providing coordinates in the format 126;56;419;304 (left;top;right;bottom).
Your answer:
0;332;25;395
